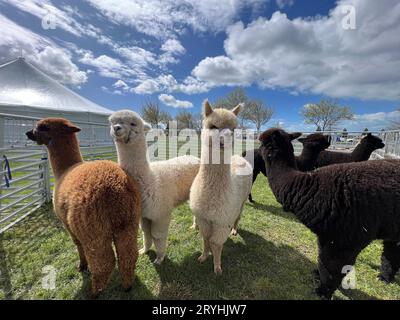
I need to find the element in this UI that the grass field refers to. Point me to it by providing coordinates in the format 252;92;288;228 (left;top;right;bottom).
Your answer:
0;175;399;300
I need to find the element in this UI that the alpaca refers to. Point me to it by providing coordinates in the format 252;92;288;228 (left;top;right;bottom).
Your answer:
259;128;400;299
190;101;253;274
109;110;200;264
243;133;331;202
315;133;385;168
296;133;331;171
26;118;141;298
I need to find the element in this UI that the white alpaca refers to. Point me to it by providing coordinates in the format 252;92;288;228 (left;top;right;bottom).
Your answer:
189;101;252;274
109;110;200;264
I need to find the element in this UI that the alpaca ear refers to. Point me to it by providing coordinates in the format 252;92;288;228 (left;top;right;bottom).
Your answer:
143;122;152;133
367;133;372;137
289;132;302;141
66;124;81;133
232;103;242;116
203;100;213;117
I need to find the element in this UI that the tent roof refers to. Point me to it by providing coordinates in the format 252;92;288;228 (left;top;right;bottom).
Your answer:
0;58;112;115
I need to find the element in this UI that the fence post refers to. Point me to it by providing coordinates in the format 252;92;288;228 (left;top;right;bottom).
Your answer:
0;116;4;148
42;150;52;203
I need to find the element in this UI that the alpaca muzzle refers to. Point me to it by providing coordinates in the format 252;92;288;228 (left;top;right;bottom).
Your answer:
26;130;36;141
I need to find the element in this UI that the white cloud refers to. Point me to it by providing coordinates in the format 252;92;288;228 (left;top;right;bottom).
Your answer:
191;0;400;101
85;0;266;39
0;13;87;85
1;0;98;38
131;74;208;95
161;39;186;55
78;51;133;79
158;94;193;108
276;0;294;9
113;79;129;90
341;110;400;131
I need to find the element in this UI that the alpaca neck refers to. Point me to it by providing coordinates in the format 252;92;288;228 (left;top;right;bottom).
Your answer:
266;157;297;194
115;135;151;180
199;142;231;183
351;143;373;161
266;154;317;227
265;151;299;202
298;147;319;168
47;135;83;180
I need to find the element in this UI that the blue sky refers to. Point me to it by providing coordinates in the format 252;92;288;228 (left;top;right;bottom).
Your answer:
0;0;399;131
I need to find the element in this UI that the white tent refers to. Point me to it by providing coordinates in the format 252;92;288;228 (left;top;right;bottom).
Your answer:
0;57;112;122
0;57;114;147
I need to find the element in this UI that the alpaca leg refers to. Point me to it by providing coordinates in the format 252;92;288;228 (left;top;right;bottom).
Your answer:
64;224;87;271
197;218;212;262
198;237;211;263
248;193;254;203
316;243;361;300
73;237;88;272
378;240;400;283
139;218;152;254
151;218;171;264
114;225;138;291
190;216;199;230
248;170;258;203
231;205;244;236
210;241;223;275
84;240;115;299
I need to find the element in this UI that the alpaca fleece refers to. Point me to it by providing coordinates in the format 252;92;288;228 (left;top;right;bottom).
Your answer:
26;118;141;298
316;133;385;168
259;128;400;299
109;110;200;264
243;133;330;202
190;101;253;274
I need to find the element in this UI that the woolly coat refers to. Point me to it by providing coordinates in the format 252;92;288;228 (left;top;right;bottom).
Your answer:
316;134;385;168
269;160;400;246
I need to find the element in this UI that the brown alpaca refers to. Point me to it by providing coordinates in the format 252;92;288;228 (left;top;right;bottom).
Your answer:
26;118;141;298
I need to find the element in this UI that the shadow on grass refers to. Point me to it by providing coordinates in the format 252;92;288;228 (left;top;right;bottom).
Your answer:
248;202;297;222
73;269;154;300
148;229;321;300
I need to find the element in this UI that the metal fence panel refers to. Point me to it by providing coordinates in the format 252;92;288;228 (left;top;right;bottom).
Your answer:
1;112;399;233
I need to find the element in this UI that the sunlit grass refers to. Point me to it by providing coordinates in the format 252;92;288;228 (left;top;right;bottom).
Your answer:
0;175;399;300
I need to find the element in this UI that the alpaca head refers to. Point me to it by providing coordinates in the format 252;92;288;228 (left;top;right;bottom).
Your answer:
109;110;151;144
201;100;241;152
202;100;241;130
298;133;331;152
26;118;81;146
359;133;385;150
259;128;302;165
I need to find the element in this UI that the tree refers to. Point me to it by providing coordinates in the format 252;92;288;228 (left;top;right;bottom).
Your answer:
214;88;250;128
342;128;348;138
245;100;274;132
301;99;354;131
175;110;195;130
362;128;369;136
141;100;171;129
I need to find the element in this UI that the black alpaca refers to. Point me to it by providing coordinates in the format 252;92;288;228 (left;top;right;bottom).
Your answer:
243;133;331;202
259;128;400;299
316;133;385;168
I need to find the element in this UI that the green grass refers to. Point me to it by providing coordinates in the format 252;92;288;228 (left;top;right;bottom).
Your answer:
0;175;399;300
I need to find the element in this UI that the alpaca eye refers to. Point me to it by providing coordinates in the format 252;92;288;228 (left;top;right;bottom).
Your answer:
210;125;217;130
131;123;136;127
